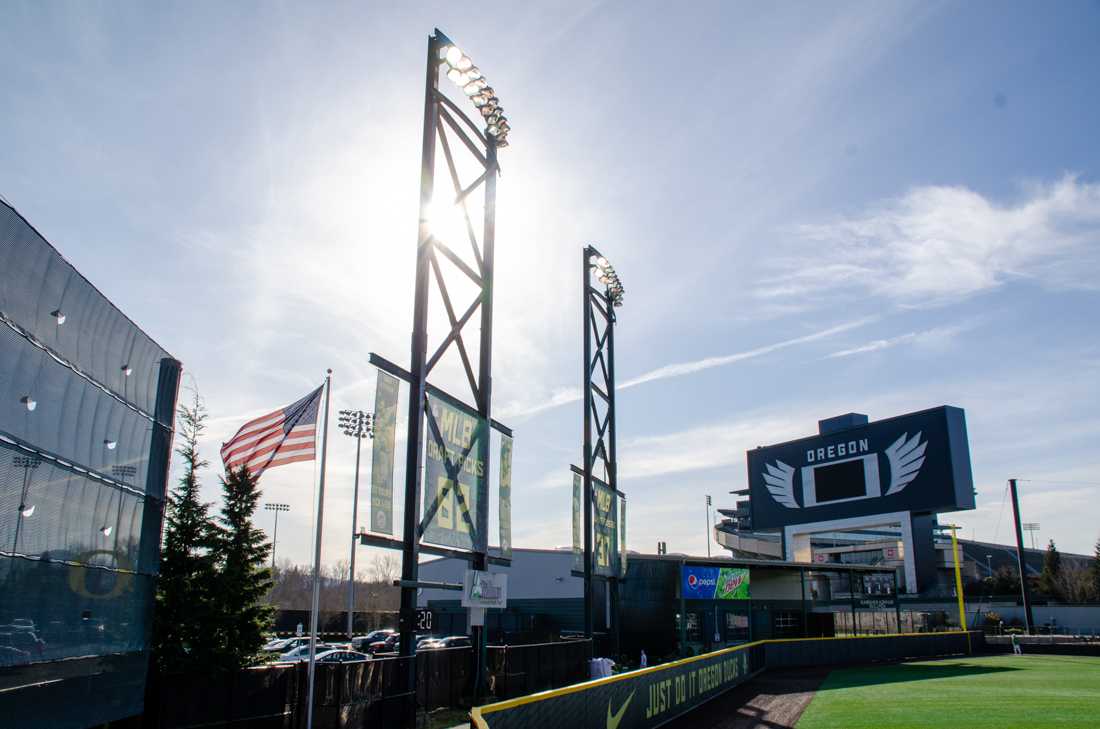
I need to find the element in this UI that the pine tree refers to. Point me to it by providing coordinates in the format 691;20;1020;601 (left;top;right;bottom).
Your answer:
1091;536;1100;600
153;391;219;673
1039;539;1063;599
211;465;274;669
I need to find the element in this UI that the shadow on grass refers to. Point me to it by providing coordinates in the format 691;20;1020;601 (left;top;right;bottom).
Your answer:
815;661;1020;692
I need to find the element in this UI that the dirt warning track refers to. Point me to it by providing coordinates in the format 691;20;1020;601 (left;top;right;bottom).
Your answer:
663;668;829;729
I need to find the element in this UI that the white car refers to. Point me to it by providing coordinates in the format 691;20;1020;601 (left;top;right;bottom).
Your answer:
279;644;333;662
312;649;371;664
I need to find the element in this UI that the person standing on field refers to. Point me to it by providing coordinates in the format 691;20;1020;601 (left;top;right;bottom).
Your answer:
1011;633;1022;655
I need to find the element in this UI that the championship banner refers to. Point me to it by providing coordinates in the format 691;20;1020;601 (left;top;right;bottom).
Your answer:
498;435;513;558
369;371;399;534
571;472;582;572
681;566;750;600
472;643;754;729
593;480;618;577
422;394;486;551
619;496;627;578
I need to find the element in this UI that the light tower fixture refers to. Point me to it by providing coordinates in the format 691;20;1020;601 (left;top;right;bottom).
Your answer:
437;31;511;147
339;408;374;640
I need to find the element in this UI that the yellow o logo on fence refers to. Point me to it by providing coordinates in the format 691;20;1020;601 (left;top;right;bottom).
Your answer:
68;550;133;600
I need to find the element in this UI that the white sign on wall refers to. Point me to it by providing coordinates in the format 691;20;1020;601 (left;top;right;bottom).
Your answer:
461;569;508;609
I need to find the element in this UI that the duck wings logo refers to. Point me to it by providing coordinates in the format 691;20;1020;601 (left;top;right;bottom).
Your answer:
762;431;927;508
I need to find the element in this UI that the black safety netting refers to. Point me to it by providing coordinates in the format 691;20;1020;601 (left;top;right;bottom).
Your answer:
0;200;169;417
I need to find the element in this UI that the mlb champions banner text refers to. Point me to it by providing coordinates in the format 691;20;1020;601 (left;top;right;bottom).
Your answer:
423;394;487;551
470;642;755;729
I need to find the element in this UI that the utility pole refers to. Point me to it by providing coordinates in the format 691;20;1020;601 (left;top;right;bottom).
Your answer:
1008;479;1035;634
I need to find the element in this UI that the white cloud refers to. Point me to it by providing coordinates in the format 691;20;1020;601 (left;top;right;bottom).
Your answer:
497;317;873;418
825;322;972;359
761;175;1100;305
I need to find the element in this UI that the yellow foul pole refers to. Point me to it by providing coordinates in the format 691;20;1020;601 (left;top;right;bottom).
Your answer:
948;525;971;653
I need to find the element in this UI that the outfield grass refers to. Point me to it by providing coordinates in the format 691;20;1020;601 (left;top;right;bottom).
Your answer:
796;654;1100;729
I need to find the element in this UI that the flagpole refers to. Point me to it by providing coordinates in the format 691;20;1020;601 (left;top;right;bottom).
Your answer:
306;369;333;729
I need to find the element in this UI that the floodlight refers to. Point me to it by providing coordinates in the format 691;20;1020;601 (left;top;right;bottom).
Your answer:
121;364;133;376
20;504;35;518
447;68;465;84
20;396;36;412
104;440;117;450
445;46;464;67
51;309;66;325
466;67;482;80
455;55;473;72
100;525;113;536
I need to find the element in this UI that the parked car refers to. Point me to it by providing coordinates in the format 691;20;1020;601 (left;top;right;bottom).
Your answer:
367;633;400;655
268;637;320;654
279;643;334;662
313;649;370;664
351;630;393;652
262;637;294;653
434;636;472;649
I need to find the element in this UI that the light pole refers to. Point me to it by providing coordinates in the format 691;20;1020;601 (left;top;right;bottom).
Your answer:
1008;479;1035;634
1022;522;1040;551
705;495;712;558
580;246;624;651
391;29;509;723
339;409;373;639
264;503;290;573
985;554;993;578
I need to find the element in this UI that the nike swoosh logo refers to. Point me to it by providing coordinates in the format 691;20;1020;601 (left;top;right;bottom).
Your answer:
607;689;635;729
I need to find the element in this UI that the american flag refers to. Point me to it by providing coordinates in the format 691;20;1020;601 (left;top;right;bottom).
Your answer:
221;386;323;477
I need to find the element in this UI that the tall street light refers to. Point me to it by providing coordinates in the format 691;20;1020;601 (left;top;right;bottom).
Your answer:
581;245;624;651
264;503;290;573
339;408;373;639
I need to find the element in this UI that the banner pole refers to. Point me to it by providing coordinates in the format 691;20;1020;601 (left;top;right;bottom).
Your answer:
306;370;333;729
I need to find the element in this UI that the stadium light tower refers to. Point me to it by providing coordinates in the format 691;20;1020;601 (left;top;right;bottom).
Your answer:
581;245;624;650
339;409;373;639
393;28;510;722
264;503;290;572
1022;522;1040;551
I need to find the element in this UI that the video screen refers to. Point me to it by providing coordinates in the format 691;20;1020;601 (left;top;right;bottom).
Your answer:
813;459;866;502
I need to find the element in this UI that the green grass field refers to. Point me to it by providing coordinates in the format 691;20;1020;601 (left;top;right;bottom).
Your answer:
796;654;1100;729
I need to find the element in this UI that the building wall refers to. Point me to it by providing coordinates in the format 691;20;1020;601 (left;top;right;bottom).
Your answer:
0;200;180;728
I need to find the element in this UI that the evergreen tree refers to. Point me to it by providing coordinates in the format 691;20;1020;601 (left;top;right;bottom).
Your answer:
211;465;274;669
1039;539;1063;599
1091;536;1100;600
153;391;219;673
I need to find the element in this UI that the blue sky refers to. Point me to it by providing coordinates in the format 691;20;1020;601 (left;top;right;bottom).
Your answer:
3;1;1099;571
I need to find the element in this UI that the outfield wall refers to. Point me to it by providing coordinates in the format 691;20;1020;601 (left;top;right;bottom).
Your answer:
470;631;981;729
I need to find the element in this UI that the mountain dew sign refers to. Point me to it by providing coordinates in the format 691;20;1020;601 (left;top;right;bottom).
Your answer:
682;566;750;600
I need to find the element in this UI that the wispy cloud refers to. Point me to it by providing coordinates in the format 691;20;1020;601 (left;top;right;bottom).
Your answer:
497;318;873;418
824;322;972;359
760;175;1100;305
620;318;873;389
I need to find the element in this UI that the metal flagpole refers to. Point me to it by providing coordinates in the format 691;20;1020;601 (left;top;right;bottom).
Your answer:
306;370;333;729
